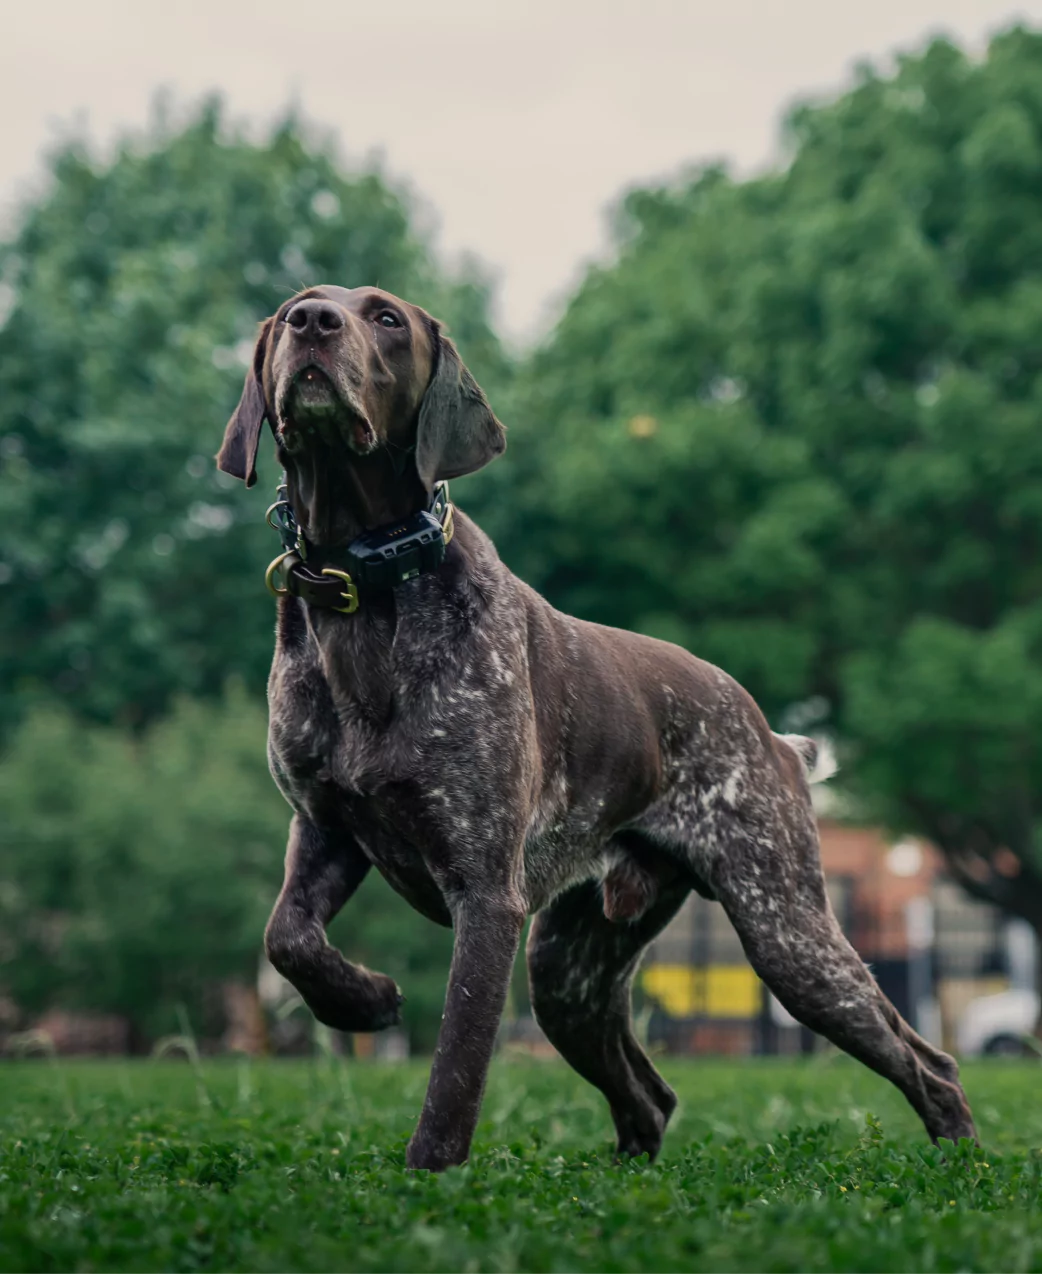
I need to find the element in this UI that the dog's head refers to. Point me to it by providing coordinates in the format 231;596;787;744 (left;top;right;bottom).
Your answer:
216;285;505;490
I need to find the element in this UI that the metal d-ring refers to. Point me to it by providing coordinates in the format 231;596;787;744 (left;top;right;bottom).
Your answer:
264;550;298;598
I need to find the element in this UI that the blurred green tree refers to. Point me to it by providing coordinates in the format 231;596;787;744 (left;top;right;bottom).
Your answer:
0;98;507;730
0;100;507;1047
0;694;452;1046
491;27;1042;956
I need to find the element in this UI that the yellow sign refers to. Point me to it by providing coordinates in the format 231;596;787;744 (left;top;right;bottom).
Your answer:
642;963;763;1019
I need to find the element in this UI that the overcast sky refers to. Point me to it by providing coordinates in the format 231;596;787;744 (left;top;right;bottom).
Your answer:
2;1;1037;342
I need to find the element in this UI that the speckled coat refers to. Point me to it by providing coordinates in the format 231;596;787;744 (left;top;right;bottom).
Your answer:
218;285;976;1172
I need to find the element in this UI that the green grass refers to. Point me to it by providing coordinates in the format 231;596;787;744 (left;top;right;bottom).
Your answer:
1;1056;1041;1272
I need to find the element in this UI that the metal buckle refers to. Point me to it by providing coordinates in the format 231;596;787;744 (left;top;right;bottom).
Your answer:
320;567;361;614
264;550;299;598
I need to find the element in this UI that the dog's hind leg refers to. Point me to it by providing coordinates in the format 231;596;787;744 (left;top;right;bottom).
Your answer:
527;873;690;1161
264;814;402;1032
712;820;976;1145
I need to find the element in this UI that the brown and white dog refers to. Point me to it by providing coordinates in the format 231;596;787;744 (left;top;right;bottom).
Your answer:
217;285;976;1171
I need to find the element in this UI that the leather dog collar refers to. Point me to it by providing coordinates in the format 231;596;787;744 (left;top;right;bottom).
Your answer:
264;479;454;614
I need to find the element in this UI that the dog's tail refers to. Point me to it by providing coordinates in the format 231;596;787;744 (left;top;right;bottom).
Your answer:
774;733;838;785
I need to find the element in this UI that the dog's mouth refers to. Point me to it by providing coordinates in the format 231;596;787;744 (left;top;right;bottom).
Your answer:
280;366;377;454
289;366;339;414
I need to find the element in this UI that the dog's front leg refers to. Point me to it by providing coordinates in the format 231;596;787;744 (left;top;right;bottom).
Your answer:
265;814;403;1032
406;888;526;1171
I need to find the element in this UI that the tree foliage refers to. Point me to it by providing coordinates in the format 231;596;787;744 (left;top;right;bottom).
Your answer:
494;26;1042;927
0;100;506;729
0;103;492;1043
8;28;1042;1040
0;694;452;1045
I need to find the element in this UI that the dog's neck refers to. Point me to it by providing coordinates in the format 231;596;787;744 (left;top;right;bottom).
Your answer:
282;443;428;546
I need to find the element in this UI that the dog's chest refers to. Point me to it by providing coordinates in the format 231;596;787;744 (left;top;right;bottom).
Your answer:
268;624;534;922
267;659;416;806
267;605;529;814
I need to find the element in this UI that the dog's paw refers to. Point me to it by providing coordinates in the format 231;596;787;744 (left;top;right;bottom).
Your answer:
304;971;404;1033
368;976;405;1030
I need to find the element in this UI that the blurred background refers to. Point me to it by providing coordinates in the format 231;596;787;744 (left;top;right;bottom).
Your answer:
3;1;1042;1063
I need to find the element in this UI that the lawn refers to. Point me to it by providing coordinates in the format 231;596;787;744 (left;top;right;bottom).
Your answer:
1;1055;1040;1272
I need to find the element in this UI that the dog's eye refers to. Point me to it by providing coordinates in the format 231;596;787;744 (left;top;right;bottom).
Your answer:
375;311;402;329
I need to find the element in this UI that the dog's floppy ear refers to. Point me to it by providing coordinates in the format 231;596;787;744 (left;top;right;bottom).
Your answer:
216;318;274;488
415;321;506;488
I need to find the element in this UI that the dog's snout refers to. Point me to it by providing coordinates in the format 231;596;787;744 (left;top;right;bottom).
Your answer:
286;298;345;340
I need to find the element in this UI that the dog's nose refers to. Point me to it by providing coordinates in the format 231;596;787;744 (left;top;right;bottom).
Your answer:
285;298;345;340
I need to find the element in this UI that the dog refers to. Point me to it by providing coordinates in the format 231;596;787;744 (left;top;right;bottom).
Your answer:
216;285;976;1171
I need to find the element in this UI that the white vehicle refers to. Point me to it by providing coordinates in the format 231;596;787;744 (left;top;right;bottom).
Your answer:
956;989;1039;1057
